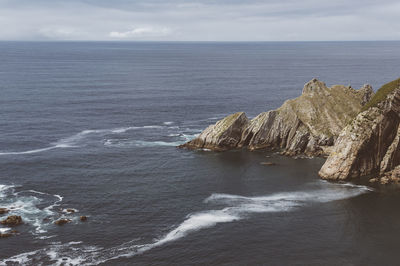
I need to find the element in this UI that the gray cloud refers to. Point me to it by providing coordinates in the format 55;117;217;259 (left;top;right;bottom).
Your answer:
0;0;399;41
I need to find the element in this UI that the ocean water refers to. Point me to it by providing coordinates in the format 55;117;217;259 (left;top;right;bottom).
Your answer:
1;41;400;265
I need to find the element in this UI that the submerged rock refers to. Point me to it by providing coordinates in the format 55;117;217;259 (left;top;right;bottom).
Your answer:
0;208;9;215
181;79;373;156
0;232;12;238
320;78;400;180
54;219;71;226
1;215;23;226
80;216;87;222
260;162;276;166
0;230;18;238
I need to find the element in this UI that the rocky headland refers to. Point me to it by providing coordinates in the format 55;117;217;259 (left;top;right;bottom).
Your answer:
181;77;400;184
180;78;374;157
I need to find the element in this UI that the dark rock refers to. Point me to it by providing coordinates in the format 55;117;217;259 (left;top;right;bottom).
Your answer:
80;216;87;222
66;209;75;213
0;208;9;215
1;215;23;226
54;219;71;226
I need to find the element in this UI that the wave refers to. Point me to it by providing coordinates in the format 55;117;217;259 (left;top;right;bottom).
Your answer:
104;139;185;148
103;132;199;148
0;125;171;156
0;181;372;265
0;147;58;156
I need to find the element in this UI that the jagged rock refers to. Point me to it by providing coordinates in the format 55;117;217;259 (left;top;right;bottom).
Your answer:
1;215;22;226
80;216;87;222
320;78;400;180
180;112;249;151
181;79;373;156
54;219;71;226
0;208;9;215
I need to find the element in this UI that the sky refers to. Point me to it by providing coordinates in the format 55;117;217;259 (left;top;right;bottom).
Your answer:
1;0;400;41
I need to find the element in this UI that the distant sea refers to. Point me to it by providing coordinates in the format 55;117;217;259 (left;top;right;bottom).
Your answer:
1;41;400;265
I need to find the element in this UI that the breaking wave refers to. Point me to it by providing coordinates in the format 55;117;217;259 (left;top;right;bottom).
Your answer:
0;181;372;265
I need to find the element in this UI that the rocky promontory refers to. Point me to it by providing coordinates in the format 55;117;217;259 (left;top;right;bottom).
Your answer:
180;78;374;156
319;78;400;181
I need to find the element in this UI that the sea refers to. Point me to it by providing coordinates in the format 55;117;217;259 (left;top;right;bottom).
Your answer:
1;41;400;265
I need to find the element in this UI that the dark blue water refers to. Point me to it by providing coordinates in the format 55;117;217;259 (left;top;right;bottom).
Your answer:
1;41;400;265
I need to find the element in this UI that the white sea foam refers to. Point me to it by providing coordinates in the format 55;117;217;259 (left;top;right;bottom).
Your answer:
0;181;373;265
0;185;65;236
163;121;174;125
0;147;57;155
0;228;11;234
0;125;165;156
0;184;14;197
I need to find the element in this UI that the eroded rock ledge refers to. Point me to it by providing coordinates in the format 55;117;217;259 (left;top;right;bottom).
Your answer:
180;79;374;156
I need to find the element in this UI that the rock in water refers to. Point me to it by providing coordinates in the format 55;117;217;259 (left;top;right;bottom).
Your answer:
1;215;23;226
0;208;9;215
54;219;71;226
319;78;400;180
181;79;373;156
180;112;249;151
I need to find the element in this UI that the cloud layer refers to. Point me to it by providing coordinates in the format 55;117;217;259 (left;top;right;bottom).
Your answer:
0;0;399;41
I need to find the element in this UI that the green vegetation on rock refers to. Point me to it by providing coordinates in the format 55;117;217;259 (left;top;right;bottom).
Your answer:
362;78;400;111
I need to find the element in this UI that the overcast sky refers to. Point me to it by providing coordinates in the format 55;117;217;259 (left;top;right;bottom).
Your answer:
1;0;400;41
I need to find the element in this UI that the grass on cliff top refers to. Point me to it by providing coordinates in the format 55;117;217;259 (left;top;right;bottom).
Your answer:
362;78;400;111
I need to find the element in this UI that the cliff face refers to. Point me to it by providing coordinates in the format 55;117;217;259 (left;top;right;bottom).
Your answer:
319;78;400;181
180;79;374;156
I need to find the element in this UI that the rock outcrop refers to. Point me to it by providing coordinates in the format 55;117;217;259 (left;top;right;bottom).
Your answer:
181;79;374;156
180;112;249;151
319;78;400;180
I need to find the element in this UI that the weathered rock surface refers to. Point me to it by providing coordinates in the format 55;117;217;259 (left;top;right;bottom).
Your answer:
1;215;23;226
181;79;374;156
319;78;400;180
